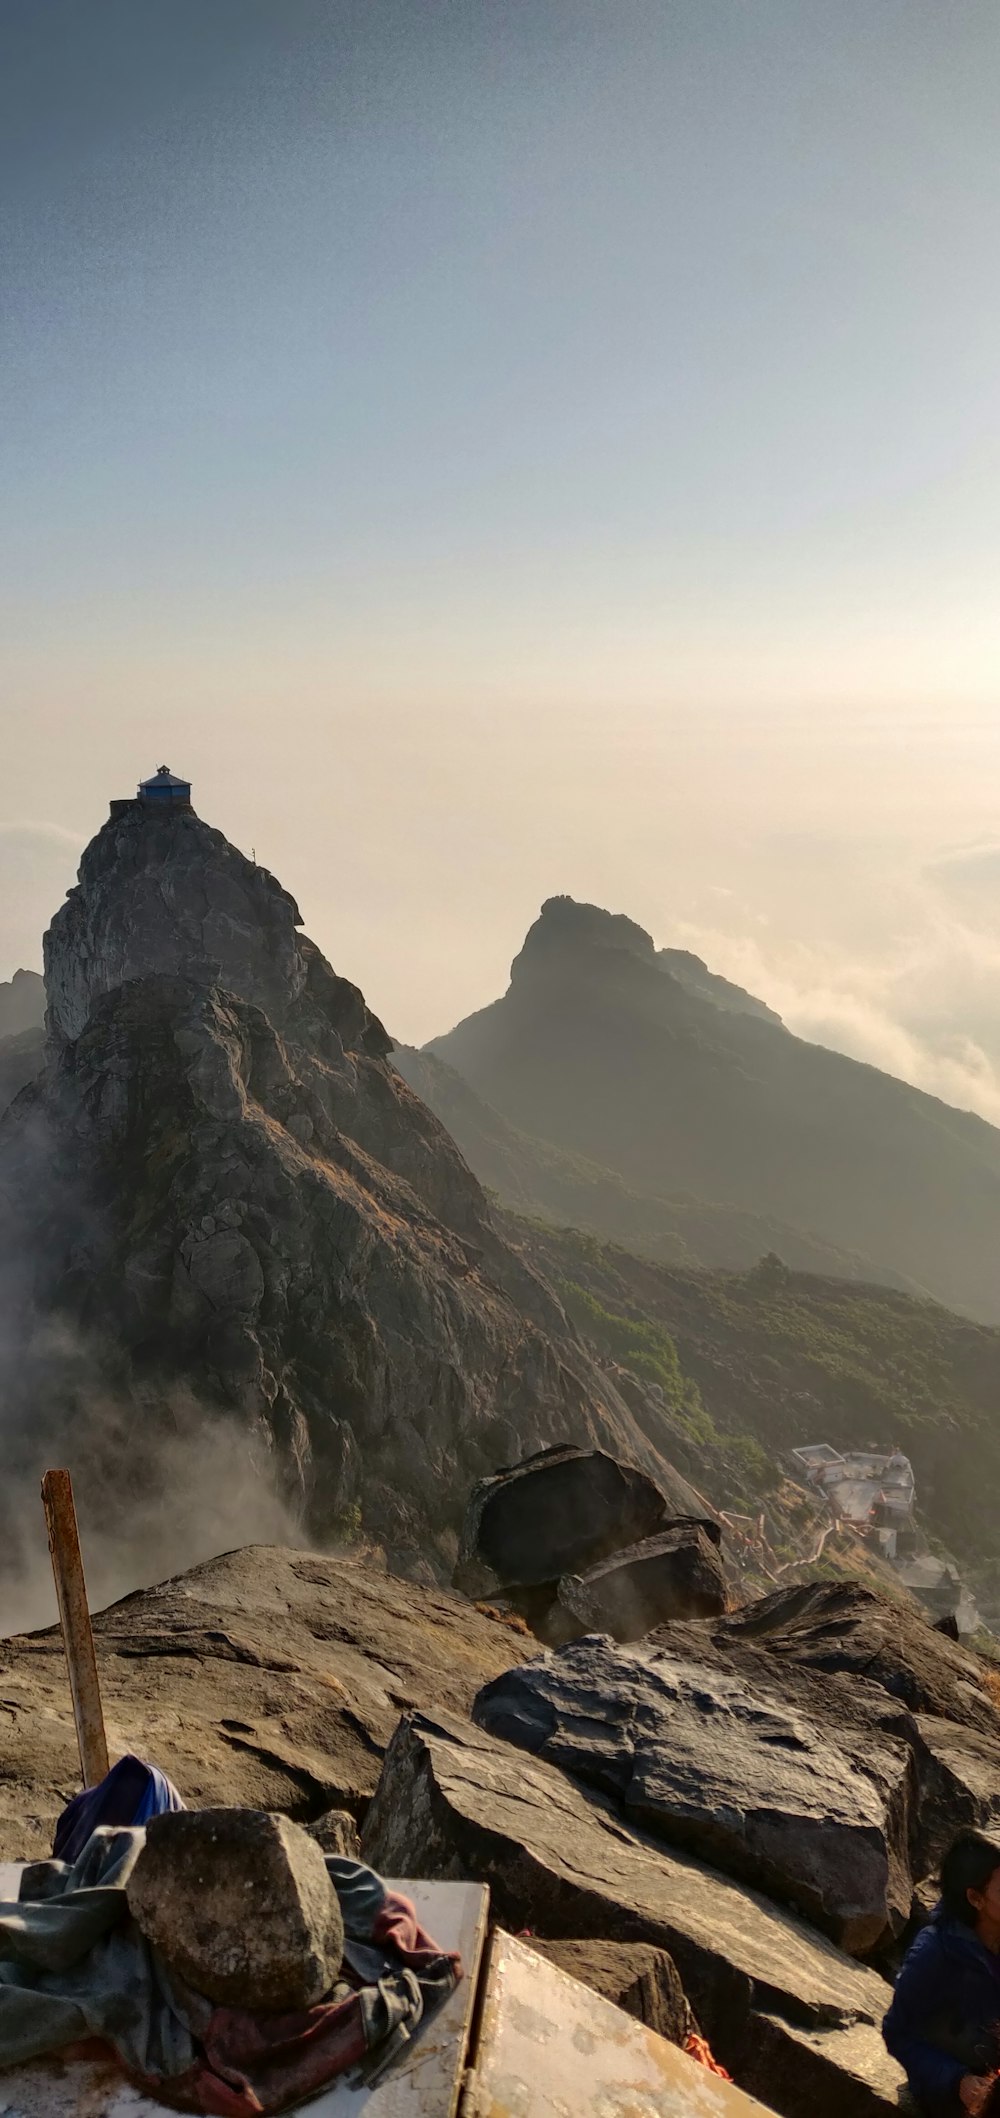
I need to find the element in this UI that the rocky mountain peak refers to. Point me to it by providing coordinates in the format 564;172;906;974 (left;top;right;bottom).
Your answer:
43;803;387;1059
510;896;657;984
0;968;45;1039
0;798;679;1607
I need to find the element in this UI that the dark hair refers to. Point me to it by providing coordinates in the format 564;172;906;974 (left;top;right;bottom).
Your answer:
940;1832;1000;1925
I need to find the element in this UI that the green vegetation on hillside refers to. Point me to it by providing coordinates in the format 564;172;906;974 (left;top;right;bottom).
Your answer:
505;1211;1000;1572
556;1273;776;1503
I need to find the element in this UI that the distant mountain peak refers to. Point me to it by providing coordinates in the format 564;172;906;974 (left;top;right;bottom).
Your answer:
512;896;656;981
507;897;780;1026
0;967;44;1039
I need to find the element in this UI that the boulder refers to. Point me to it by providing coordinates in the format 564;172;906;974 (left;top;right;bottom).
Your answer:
361;1709;902;2118
523;1936;692;2043
557;1523;726;1639
126;1807;344;2011
644;1598;1000;1906
905;1716;1000;1876
453;1445;671;1599
718;1580;997;1735
474;1635;912;1952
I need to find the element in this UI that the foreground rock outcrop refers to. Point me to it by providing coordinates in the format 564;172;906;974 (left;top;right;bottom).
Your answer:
0;802;688;1579
475;1635;911;1953
0;1545;527;1860
361;1708;904;2118
473;1579;1000;1957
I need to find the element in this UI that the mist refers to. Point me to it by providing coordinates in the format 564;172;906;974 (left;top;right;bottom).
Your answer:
0;1344;301;1639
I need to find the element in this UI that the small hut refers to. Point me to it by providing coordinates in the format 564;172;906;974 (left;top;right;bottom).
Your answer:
137;765;192;810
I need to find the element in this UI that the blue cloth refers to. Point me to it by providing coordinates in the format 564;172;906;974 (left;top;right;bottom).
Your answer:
52;1756;185;1867
884;1909;1000;2116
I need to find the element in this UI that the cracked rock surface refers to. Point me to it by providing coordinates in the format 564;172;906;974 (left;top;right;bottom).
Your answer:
0;1545;527;1860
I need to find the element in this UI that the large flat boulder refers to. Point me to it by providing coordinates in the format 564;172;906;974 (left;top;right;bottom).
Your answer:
474;1635;911;1952
719;1580;997;1735
638;1602;1000;1907
361;1709;902;2118
558;1522;726;1639
127;1808;344;2010
0;1546;528;1860
453;1445;670;1598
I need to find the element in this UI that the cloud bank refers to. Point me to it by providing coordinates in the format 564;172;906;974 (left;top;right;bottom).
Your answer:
677;839;1000;1128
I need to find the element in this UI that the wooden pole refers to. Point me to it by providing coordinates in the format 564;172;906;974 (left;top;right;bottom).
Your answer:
41;1470;110;1789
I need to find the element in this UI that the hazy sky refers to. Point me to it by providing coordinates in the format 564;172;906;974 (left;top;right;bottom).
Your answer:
5;2;1000;1114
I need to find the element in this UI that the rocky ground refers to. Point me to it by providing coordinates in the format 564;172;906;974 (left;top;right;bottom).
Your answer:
5;1527;1000;2118
0;1545;524;1859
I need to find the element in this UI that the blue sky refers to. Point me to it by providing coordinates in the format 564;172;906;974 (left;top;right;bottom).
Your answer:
4;1;1000;1107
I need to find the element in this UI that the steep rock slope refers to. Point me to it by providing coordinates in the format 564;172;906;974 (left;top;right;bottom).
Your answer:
429;896;1000;1320
0;1544;526;1860
395;1046;917;1287
0;807;671;1586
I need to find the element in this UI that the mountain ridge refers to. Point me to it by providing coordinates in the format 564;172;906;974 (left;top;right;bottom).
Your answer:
427;895;1000;1320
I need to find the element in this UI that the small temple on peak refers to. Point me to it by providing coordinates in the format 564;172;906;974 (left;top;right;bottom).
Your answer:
110;766;193;820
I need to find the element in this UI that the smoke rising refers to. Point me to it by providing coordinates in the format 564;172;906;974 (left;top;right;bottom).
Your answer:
0;1108;301;1638
0;1348;301;1639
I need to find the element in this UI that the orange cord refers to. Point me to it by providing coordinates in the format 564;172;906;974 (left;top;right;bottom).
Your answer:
685;2030;732;2080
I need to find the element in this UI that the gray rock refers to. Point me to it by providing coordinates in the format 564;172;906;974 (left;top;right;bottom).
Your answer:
126;1807;344;2011
523;1936;693;2044
905;1714;1000;1876
361;1709;902;2118
474;1634;911;1952
719;1579;997;1735
558;1523;726;1639
454;1445;673;1599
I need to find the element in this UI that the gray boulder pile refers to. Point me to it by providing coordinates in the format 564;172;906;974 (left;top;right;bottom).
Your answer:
361;1706;903;2118
455;1444;726;1641
471;1577;1000;1960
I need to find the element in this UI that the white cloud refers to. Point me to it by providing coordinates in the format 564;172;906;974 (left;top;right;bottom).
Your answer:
674;848;1000;1129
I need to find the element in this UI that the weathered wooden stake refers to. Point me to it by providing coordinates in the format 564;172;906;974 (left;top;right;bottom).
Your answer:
41;1469;110;1789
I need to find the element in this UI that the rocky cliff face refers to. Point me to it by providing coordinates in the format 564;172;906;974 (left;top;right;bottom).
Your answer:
0;806;669;1598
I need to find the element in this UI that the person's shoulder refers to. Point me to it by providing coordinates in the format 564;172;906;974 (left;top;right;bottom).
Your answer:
900;1917;949;1976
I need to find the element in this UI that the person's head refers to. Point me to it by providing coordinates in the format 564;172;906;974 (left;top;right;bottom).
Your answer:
940;1833;1000;1932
